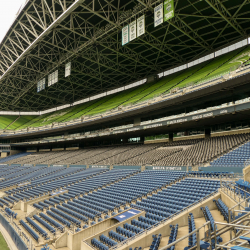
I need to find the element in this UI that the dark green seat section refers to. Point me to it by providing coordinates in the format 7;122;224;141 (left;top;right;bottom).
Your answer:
0;116;19;130
2;46;250;130
201;46;250;83
53;100;97;122
62;95;116;122
8;116;38;130
135;61;210;104
17;113;56;130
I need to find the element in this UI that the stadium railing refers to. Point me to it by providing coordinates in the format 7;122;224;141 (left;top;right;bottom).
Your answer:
83;190;219;250
159;221;211;250
1;57;250;136
0;212;28;250
8;96;250;145
109;181;250;250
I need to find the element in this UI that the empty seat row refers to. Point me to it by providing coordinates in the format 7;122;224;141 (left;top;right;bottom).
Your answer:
40;212;65;232
33;215;56;234
48;209;73;227
57;204;88;223
167;224;178;250
124;223;143;234
20;219;39;242
100;234;117;247
109;230;127;242
91;238;109;250
116;226;136;238
150;234;162;250
184;213;196;250
26;217;48;239
0;198;9;206
67;201;97;220
33;203;43;211
5;208;17;218
213;199;232;223
201;206;223;247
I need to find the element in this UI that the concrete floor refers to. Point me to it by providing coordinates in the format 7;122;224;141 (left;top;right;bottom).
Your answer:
14;209;27;221
35;245;71;250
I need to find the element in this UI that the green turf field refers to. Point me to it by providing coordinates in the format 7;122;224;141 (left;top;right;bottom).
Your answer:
0;232;9;250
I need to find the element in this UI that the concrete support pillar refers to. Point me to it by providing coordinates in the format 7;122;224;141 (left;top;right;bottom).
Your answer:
243;165;250;182
123;138;128;144
134;117;141;126
169;133;173;143
205;128;211;139
10;150;22;156
140;136;145;143
1;152;7;158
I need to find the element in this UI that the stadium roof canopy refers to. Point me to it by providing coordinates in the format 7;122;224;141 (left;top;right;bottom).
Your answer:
0;0;250;111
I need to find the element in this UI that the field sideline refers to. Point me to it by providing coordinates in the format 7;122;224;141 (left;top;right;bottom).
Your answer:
0;232;9;250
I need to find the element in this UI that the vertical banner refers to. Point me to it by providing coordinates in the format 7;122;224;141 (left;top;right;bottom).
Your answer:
48;74;52;86
55;70;58;83
137;15;145;37
154;3;163;27
42;78;45;91
37;78;45;92
37;79;41;92
129;20;137;42
51;72;55;85
65;62;71;77
122;25;129;46
164;0;175;21
48;70;58;87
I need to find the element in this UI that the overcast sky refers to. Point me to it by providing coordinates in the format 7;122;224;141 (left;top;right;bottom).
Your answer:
0;0;27;43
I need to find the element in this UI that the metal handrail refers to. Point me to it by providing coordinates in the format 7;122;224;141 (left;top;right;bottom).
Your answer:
214;221;250;250
86;181;248;250
188;172;242;180
93;182;247;250
104;190;219;250
2;64;250;136
159;221;211;250
84;240;96;250
222;182;250;210
187;212;250;250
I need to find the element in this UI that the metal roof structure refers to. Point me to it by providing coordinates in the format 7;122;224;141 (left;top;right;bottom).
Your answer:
0;0;250;111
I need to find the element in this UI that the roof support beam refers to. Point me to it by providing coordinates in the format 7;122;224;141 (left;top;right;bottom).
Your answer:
205;0;246;37
0;0;86;80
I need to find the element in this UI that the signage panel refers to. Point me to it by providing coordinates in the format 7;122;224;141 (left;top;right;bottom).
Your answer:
122;25;129;46
164;0;175;22
154;3;163;27
129;20;137;41
137;15;145;37
113;209;141;222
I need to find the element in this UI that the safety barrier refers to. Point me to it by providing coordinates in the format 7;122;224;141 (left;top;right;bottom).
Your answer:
83;190;218;250
0;213;28;250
